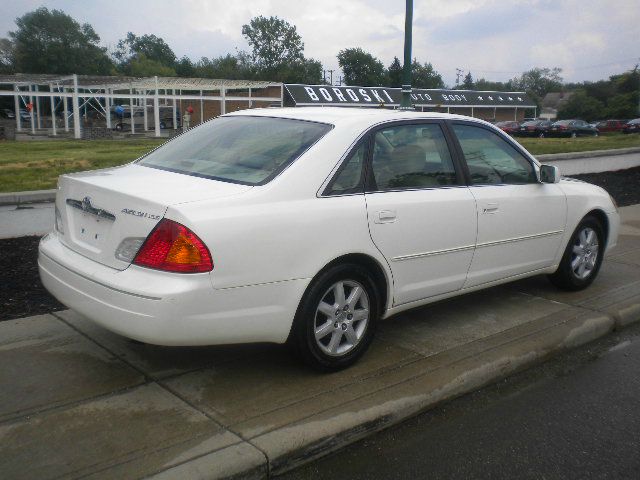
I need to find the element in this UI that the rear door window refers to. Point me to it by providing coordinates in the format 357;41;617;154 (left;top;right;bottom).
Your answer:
370;123;458;191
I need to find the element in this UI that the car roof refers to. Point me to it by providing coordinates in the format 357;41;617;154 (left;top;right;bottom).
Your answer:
226;106;484;127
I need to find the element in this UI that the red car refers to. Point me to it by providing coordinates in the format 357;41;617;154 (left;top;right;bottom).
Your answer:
495;121;520;135
595;120;626;133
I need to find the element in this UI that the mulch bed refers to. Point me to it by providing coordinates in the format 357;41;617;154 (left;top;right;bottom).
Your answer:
2;166;639;322
570;166;640;207
1;235;65;321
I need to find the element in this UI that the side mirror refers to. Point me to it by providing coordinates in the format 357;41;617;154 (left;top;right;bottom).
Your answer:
540;164;560;184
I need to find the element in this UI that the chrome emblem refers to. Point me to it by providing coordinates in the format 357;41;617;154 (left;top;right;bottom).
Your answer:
66;196;116;221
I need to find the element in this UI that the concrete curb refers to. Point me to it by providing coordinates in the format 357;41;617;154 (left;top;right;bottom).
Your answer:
248;308;637;477
0;189;56;206
537;147;640;162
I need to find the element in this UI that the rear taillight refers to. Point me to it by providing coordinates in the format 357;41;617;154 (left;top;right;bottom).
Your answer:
133;219;213;273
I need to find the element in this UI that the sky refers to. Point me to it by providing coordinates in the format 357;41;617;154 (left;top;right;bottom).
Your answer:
1;0;639;86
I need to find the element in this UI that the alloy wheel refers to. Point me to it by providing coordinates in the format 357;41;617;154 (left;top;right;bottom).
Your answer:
314;280;370;356
571;227;599;280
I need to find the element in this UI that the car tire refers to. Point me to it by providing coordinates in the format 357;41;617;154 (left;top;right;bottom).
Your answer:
548;216;605;291
538;132;545;138
570;131;577;138
289;263;380;372
159;121;166;129
114;123;123;131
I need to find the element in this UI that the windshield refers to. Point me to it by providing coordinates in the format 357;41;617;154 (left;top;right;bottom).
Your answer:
139;116;332;185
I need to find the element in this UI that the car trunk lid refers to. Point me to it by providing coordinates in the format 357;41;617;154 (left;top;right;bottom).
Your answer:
56;164;251;270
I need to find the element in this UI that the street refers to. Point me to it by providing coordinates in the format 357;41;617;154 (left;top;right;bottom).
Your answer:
282;323;640;480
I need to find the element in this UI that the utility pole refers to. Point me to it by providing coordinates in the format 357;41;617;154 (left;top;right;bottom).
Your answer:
400;0;413;110
455;68;464;85
327;69;334;85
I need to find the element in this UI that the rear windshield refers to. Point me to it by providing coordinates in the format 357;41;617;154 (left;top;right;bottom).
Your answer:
138;116;332;185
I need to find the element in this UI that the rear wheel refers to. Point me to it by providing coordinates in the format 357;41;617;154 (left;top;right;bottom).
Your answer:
548;216;604;290
289;264;380;371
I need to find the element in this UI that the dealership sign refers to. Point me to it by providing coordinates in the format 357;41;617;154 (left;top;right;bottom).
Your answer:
285;84;535;107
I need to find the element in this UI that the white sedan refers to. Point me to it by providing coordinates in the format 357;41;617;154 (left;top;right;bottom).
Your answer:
39;107;620;370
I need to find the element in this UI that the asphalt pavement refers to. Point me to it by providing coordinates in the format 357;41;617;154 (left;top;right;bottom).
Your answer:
281;323;640;480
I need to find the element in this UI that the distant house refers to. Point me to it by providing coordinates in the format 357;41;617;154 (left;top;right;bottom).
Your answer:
540;92;574;120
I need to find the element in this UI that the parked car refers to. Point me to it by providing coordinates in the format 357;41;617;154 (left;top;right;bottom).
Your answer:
594;119;627;133
112;105;180;130
516;120;553;138
548;119;598;137
18;109;32;122
622;118;640;134
495;121;520;135
39;108;620;371
1;108;15;119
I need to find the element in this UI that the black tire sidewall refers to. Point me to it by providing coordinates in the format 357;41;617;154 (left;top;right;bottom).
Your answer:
291;264;380;372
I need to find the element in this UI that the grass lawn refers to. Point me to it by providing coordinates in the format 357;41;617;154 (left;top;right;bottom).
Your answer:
0;138;165;192
0;133;639;193
517;133;640;155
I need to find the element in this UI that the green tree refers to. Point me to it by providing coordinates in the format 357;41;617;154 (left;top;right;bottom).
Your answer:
242;16;304;69
337;48;386;86
387;56;402;87
0;38;13;73
128;54;176;77
557;90;605;121
474;78;512;91
174;56;196;77
9;7;113;74
511;67;563;98
412;60;444;89
113;32;176;75
273;58;323;84
605;92;639;118
195;53;253;80
461;71;474;89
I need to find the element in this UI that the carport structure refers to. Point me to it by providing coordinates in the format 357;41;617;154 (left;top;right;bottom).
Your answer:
0;74;283;139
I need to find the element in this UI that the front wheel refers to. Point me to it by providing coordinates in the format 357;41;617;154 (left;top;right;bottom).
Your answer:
548;216;604;290
289;264;380;371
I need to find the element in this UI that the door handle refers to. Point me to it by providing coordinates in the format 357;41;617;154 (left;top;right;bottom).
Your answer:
482;203;499;214
375;210;397;224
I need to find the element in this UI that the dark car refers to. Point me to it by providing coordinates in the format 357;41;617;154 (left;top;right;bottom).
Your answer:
548;119;598;138
595;119;627;133
622;118;640;134
495;121;520;135
516;120;552;138
1;108;15;119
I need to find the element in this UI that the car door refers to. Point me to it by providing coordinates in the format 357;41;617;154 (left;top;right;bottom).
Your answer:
363;121;477;306
449;121;567;288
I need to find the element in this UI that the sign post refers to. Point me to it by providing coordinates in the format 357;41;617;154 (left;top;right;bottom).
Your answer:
400;0;413;110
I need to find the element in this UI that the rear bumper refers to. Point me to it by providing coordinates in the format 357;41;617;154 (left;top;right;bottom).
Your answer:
38;233;307;346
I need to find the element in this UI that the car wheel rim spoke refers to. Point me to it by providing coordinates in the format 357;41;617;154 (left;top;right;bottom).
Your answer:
315;320;334;341
314;279;370;357
571;226;599;280
328;330;343;354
